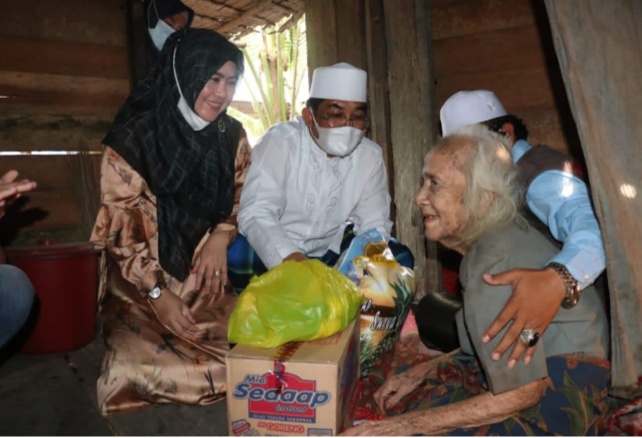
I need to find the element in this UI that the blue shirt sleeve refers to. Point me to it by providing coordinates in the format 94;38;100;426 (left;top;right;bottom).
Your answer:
514;141;606;289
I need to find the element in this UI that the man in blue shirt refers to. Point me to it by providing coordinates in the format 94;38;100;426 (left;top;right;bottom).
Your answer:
418;90;606;366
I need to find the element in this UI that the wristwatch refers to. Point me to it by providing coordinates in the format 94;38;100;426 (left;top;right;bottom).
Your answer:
146;281;164;300
547;262;580;309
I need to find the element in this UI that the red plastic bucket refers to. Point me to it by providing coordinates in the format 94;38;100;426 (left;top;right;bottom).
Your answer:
6;241;100;354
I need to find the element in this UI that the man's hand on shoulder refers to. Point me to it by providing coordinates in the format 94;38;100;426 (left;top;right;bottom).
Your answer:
480;267;566;367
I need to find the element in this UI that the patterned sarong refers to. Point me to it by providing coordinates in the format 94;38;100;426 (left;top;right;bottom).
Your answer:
357;349;612;435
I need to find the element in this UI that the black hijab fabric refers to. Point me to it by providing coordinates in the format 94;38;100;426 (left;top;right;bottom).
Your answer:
144;0;194;29
104;28;244;282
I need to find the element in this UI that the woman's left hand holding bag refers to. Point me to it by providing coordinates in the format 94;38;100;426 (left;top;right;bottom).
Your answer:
191;229;230;306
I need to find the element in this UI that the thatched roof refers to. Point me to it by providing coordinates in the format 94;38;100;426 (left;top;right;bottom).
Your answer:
184;0;305;40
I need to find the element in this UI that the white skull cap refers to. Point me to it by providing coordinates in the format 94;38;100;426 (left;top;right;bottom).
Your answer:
440;90;508;136
309;62;367;102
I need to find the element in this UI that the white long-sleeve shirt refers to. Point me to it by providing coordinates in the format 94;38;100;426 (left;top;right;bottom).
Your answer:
238;117;393;269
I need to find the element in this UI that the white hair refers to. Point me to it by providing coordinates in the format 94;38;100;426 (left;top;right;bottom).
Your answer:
430;124;525;248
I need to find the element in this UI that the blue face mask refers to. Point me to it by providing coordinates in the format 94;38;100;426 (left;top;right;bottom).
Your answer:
149;19;175;51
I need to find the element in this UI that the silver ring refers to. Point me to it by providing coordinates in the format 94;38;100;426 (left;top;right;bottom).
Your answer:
519;328;540;348
214;270;221;276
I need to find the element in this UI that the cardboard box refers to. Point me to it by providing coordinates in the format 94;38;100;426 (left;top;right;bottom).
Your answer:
226;320;359;436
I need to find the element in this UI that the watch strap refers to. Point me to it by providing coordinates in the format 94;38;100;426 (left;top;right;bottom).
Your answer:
547;262;580;309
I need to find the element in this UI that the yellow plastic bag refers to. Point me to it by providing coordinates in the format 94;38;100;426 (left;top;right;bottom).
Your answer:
227;259;364;348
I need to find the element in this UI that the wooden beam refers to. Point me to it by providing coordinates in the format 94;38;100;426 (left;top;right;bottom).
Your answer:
432;24;549;79
0;35;129;80
0;0;128;46
0;71;128;118
430;0;537;40
216;0;274;34
434;66;563;112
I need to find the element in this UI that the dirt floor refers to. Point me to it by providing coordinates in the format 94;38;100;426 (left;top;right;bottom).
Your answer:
0;336;229;436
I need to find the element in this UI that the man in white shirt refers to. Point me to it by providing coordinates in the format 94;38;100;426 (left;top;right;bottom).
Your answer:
230;63;412;291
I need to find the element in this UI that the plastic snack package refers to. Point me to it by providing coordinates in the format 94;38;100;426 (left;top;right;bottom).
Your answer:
336;229;417;377
227;259;364;348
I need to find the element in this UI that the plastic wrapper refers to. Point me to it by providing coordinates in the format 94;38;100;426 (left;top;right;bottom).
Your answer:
336;228;417;377
227;259;364;348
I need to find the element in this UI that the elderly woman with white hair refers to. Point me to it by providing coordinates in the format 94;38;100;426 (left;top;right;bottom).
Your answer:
343;126;610;436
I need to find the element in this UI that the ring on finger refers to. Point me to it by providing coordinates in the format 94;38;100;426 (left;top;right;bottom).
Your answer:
214;270;221;276
519;328;540;348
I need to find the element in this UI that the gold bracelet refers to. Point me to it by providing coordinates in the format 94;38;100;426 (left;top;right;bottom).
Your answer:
547;262;580;309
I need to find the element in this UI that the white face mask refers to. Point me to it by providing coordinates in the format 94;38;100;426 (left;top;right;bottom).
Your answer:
311;114;365;157
172;46;209;131
149;18;175;51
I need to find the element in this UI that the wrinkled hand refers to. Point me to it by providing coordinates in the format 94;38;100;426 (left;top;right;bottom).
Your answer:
340;418;408;436
150;290;199;342
191;230;229;304
283;252;307;263
481;267;566;366
0;170;37;218
374;359;437;414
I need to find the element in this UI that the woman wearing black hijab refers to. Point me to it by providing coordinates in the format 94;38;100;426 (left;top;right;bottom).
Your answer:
91;28;251;415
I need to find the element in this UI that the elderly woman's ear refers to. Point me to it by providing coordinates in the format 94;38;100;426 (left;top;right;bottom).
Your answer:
482;190;495;206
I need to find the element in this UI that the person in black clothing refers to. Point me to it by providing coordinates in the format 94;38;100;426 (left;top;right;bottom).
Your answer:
144;0;194;67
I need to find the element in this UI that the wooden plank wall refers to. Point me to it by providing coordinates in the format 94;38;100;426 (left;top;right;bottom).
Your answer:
430;0;583;159
0;0;130;245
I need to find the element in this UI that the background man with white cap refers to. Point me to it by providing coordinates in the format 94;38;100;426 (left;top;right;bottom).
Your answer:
416;89;606;366
230;63;412;290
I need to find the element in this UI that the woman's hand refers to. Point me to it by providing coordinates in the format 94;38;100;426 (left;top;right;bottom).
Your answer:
191;230;230;302
149;290;200;342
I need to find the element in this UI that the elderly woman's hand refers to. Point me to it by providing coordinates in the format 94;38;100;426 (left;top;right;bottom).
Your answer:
340;418;408;436
373;355;441;413
191;229;230;302
481;268;566;366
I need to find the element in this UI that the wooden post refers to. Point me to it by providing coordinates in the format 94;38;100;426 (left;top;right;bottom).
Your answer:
365;0;394;199
382;0;440;300
544;0;642;397
335;0;367;69
304;0;339;76
126;0;148;88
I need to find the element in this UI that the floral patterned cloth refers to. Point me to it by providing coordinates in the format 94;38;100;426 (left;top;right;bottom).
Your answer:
90;139;250;416
357;347;612;435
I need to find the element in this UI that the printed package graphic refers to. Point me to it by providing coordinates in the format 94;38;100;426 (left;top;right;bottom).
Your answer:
226;320;359;436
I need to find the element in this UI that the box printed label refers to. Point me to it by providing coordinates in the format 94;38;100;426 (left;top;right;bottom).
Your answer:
232;371;331;423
